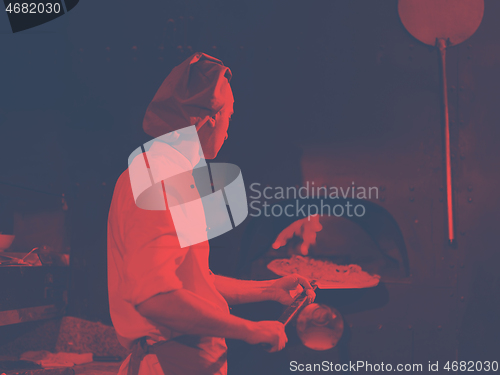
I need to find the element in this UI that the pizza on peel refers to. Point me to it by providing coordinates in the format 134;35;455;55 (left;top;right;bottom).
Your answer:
267;255;380;289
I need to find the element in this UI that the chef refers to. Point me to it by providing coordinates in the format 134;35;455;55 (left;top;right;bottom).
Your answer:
107;52;315;375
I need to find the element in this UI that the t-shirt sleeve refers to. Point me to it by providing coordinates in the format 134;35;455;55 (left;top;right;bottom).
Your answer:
121;205;188;307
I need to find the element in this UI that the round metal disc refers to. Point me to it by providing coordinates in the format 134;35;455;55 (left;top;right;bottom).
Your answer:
296;304;344;351
398;0;484;46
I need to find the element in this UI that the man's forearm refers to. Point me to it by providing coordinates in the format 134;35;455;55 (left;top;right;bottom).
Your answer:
136;289;256;341
213;275;277;304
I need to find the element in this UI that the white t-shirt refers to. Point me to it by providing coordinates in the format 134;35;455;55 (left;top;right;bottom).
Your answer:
107;142;229;374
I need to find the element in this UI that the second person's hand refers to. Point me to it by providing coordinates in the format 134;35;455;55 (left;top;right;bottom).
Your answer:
272;215;323;255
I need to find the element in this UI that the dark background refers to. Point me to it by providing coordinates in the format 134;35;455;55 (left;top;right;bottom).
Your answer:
1;0;499;370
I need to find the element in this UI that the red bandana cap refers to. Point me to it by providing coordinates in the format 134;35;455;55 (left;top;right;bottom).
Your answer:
143;52;232;138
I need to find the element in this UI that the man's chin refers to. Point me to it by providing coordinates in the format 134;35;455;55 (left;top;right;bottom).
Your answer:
203;151;217;160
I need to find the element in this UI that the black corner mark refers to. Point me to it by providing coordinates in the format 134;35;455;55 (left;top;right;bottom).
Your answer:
3;0;79;33
4;0;65;33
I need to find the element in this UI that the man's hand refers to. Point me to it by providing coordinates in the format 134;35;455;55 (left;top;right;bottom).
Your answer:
267;274;316;305
272;215;323;255
245;320;288;352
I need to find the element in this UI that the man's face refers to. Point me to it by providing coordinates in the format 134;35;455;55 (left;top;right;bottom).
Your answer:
198;86;234;159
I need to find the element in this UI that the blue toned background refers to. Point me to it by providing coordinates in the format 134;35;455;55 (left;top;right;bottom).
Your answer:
1;0;500;372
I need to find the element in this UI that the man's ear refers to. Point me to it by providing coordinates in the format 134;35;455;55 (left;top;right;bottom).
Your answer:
195;115;213;131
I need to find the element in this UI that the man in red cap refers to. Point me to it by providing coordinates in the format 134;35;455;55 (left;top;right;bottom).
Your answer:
107;53;315;375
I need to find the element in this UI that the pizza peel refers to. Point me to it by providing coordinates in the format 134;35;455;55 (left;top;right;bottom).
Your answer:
262;282;345;351
398;0;484;245
261;283;318;351
267;258;381;290
311;278;379;290
296;304;344;351
277;282;319;326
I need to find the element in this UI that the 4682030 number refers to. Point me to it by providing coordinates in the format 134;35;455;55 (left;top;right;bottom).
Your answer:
444;360;499;372
5;2;61;14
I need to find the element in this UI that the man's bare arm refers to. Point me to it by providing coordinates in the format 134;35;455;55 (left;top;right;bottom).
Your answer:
136;289;287;352
213;275;275;305
213;274;316;306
